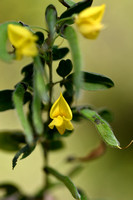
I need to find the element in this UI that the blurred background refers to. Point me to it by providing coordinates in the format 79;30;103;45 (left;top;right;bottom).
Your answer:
0;0;133;199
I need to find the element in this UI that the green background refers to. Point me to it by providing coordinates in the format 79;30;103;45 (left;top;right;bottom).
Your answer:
0;0;133;199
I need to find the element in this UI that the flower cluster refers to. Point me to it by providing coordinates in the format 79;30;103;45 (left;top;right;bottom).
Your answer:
6;4;106;135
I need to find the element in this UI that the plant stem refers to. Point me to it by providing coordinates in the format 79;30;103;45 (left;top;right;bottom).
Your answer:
41;30;54;195
44;147;49;189
56;16;74;24
41;142;49;192
29;25;48;33
47;49;53;121
43;42;53;193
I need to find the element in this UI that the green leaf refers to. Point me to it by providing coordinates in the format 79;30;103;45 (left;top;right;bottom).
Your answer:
64;26;82;96
67;71;114;91
32;65;43;135
12;144;36;169
0;131;25;152
56;59;73;77
45;5;57;37
53;129;73;139
71;107;84;122
35;31;44;45
0;21;19;62
63;90;73;105
13;83;33;144
52;46;69;60
0;183;19;196
60;0;93;19
67;165;83;179
0;90;15;111
21;63;33;74
58;0;75;8
98;108;113;122
43;140;64;151
21;144;36;160
0;90;32;112
33;56;49;102
81;72;114;90
21;63;34;89
80;109;120;148
44;166;81;199
64;81;74;96
78;188;89;200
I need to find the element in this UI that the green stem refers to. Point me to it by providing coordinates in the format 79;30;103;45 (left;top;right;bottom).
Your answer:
47;50;53;121
41;143;49;192
44;166;81;200
42;41;54;194
44;146;49;189
44;147;48;175
53;80;62;85
56;16;74;24
29;25;48;33
41;28;54;194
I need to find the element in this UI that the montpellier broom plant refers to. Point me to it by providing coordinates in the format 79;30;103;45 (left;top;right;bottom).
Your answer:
0;0;124;199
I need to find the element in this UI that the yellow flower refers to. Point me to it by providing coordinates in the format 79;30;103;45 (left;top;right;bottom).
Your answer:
48;93;73;135
8;24;38;59
75;4;105;39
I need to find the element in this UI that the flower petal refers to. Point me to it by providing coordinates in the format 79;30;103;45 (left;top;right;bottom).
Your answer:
75;4;105;39
8;24;38;59
48;116;63;129
76;4;105;24
48;116;73;135
56;125;66;135
63;117;74;130
8;24;34;47
48;116;65;135
21;42;38;56
50;93;72;120
77;23;103;39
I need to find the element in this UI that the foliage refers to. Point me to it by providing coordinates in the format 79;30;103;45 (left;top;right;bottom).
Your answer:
0;0;121;200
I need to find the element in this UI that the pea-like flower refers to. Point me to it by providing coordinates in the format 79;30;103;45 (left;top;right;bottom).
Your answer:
8;24;38;59
75;4;105;39
48;93;73;135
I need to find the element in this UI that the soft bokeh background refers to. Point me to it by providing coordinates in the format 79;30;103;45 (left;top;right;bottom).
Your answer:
0;0;133;200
